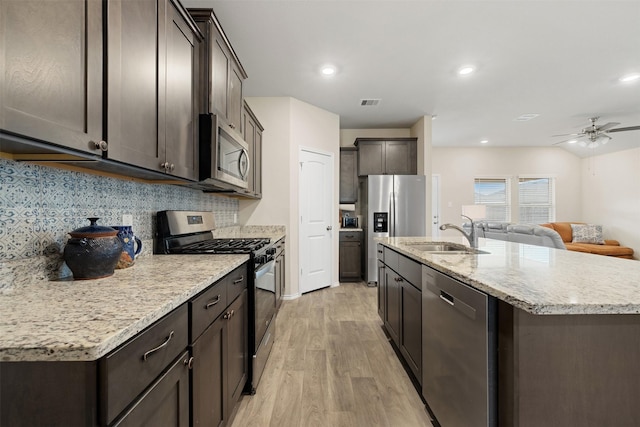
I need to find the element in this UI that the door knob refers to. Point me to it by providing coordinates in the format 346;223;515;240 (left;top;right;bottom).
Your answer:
326;226;333;231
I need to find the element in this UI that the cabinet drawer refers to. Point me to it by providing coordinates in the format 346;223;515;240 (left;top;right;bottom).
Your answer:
339;231;362;242
376;243;384;261
191;279;228;342
383;246;399;272
100;304;188;426
399;255;421;290
226;263;248;303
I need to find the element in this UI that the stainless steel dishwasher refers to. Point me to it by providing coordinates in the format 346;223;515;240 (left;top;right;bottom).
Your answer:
422;266;497;427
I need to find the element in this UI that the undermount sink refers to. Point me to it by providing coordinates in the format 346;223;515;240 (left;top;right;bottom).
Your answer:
402;242;489;255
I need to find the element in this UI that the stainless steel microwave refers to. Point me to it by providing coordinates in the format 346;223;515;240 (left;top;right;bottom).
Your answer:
199;113;249;189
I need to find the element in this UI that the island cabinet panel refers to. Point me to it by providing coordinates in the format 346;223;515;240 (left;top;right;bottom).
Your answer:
0;0;104;154
379;246;423;384
498;301;640;427
355;138;417;176
108;0;200;180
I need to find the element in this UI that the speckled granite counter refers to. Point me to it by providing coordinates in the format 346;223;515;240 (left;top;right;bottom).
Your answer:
378;236;640;315
0;254;248;362
213;225;286;243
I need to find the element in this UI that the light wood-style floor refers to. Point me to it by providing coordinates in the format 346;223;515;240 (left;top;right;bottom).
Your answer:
231;281;433;427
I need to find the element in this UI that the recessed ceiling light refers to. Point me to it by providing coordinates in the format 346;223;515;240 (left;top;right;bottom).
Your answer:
567;140;578;144
619;73;640;83
320;65;337;76
480;139;489;144
514;114;540;121
458;66;475;76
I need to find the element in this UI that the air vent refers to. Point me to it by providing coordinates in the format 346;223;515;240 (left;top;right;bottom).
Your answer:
360;99;381;106
514;114;540;121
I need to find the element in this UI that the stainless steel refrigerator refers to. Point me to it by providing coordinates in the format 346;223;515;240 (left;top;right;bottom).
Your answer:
359;175;426;284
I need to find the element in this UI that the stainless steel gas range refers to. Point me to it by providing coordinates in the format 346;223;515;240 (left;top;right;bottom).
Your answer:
154;210;277;393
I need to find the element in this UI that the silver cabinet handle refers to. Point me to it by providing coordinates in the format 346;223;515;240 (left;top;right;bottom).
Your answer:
94;140;108;151
184;356;194;370
440;291;455;306
233;276;244;284
205;295;221;308
142;331;174;361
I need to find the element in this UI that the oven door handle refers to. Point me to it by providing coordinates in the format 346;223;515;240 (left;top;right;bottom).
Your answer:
255;259;275;279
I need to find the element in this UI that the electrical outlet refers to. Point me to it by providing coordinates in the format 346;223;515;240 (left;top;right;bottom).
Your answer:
122;214;133;226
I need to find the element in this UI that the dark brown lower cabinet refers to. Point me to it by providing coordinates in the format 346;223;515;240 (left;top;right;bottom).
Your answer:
400;280;422;384
113;351;190;427
339;231;362;282
385;268;401;346
191;288;247;427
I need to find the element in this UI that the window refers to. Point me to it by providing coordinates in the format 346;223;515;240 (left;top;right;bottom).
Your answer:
518;177;555;223
474;178;510;221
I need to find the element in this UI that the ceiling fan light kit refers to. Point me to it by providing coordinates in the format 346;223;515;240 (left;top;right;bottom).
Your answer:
552;117;640;148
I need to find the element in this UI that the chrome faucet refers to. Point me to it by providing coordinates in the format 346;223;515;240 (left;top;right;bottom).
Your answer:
439;214;478;248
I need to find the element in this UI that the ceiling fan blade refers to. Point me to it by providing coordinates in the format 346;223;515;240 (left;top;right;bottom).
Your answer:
608;125;640;133
552;137;582;145
597;122;621;132
551;133;583;137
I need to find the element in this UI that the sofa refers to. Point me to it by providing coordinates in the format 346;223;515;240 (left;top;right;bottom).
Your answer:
540;222;634;259
464;222;567;249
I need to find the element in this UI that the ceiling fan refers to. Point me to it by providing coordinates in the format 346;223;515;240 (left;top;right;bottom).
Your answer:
553;117;640;148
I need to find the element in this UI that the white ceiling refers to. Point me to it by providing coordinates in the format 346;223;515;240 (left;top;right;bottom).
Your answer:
184;0;640;157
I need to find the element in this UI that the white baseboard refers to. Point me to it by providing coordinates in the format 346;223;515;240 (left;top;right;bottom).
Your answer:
282;293;300;301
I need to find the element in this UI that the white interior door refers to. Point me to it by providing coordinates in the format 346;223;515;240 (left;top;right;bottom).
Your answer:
299;148;333;294
432;174;441;237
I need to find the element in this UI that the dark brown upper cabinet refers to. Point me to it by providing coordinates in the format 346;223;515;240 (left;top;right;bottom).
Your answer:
354;138;418;176
188;9;248;132
340;147;358;203
107;0;202;181
242;101;264;198
0;0;104;155
0;0;203;182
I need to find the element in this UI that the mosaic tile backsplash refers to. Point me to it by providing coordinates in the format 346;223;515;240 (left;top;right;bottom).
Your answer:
0;158;239;261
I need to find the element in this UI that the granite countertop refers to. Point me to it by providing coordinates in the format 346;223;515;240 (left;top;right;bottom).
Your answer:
0;254;249;362
212;225;286;243
378;236;640;315
339;228;363;232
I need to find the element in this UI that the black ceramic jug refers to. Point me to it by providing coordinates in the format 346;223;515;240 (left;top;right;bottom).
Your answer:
63;218;123;280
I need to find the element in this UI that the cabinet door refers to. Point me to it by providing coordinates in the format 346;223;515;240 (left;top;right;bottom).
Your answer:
385;140;417;175
164;1;199;180
358;141;385;176
114;351;190;427
226;289;248;416
107;0;165;172
227;65;243;131
340;149;358;203
243;111;256;194
210;33;230;120
377;261;386;321
254;129;263;197
339;241;361;281
1;0;103;154
192;314;226;427
385;269;401;345
401;280;422;383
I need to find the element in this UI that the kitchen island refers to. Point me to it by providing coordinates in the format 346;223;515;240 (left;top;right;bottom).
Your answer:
377;236;640;427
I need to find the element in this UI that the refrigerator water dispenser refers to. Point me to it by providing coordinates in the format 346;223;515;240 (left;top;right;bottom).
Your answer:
373;212;388;232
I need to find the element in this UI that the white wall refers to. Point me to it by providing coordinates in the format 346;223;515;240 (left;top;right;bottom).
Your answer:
240;97;340;297
411;116;433;236
340;128;410;147
432;147;583;236
581;147;640;258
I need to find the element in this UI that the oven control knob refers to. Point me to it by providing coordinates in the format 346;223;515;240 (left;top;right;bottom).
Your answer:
266;247;276;255
255;255;267;265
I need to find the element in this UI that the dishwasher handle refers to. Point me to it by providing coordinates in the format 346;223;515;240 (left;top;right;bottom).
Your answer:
426;281;477;321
